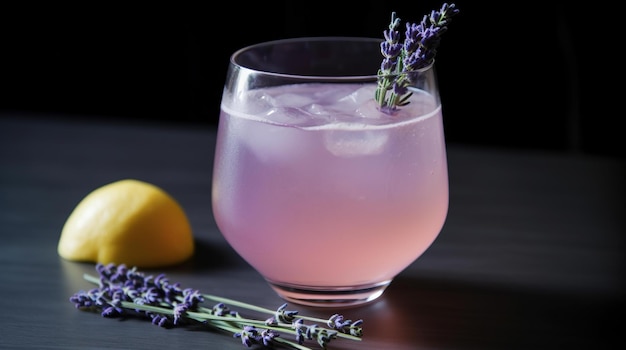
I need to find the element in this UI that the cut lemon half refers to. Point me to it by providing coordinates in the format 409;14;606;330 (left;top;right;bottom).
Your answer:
58;179;194;268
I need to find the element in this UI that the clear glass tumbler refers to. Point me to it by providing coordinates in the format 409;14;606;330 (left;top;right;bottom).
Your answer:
212;37;449;307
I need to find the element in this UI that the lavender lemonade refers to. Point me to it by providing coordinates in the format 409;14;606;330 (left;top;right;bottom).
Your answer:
213;83;448;289
212;4;459;306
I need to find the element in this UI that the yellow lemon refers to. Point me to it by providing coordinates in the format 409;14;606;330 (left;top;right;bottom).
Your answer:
58;179;194;268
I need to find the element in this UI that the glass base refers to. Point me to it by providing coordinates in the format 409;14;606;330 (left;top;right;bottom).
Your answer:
266;279;391;307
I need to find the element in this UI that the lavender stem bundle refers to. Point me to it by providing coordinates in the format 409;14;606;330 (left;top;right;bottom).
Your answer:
70;263;362;349
376;3;459;114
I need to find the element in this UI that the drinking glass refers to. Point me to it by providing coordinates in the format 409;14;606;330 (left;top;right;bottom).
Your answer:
212;37;449;307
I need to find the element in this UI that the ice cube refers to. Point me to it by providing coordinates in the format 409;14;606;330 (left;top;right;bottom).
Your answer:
236;116;309;163
331;85;378;115
273;93;314;108
354;98;389;121
239;90;276;115
264;107;329;127
323;126;389;157
338;85;377;106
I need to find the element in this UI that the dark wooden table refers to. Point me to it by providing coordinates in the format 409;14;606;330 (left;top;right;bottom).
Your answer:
1;114;624;349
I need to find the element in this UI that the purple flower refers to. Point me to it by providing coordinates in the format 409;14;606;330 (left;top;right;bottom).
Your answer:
264;316;278;326
292;319;306;344
212;302;230;316
109;266;127;283
380;57;397;72
69;290;95;309
101;299;123;318
101;306;120;317
234;325;260;347
304;323;318;339
375;3;459;113
392;82;408;97
380;41;402;60
151;314;170;327
316;330;338;348
328;313;364;336
275;303;298;323
70;263;364;349
173;303;189;325
349;319;364;337
161;281;183;304
126;288;140;300
260;329;279;347
182;288;204;308
143;287;161;303
383;24;400;43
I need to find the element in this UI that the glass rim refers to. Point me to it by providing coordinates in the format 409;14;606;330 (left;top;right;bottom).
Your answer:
230;36;384;81
230;36;435;81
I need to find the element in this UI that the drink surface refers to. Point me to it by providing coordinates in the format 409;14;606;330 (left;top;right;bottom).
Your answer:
213;83;449;287
221;83;440;129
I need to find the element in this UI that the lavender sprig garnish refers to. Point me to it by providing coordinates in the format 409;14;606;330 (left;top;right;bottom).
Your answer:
70;263;363;349
375;3;460;114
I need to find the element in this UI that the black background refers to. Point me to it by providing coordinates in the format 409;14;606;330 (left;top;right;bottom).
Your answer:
1;1;621;157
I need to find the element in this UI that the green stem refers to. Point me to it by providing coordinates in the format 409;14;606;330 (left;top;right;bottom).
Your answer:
83;273;361;343
201;293;332;325
119;301;311;349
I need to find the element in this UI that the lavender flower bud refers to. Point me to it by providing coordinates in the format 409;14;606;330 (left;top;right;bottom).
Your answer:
438;2;460;23
383;28;400;43
101;299;123;317
154;273;168;286
212;302;230;316
305;323;318;339
161;281;183;303
182;289;204;308
327;314;341;329
101;305;120;317
84;288;99;302
275;303;298;323
349;319;364;337
126;288;140;300
110;269;126;284
143;287;160;303
151;314;170;327
380;57;397;72
292;319;306;344
173;303;189;325
234;325;259;347
69;290;95;309
388;12;401;31
109;286;125;302
95;262;115;279
316;330;338;348
392;82;408;96
404;23;421;51
380;41;402;59
264;317;278;326
327;313;361;334
260;329;279;347
142;275;155;288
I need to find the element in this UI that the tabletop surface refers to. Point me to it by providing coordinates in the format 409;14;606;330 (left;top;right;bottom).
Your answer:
1;114;624;349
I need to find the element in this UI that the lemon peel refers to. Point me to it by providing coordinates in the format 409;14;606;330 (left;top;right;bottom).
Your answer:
58;179;194;268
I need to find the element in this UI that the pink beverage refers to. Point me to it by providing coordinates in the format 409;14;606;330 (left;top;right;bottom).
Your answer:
212;82;449;290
